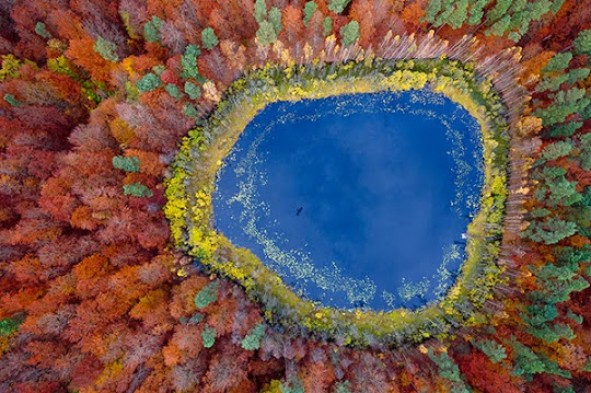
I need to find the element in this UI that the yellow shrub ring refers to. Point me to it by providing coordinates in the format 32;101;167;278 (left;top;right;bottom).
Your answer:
164;58;510;347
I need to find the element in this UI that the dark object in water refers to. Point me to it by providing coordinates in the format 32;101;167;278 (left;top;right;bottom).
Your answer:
296;206;303;216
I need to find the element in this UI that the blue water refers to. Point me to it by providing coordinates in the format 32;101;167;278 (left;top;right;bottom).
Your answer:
213;91;483;310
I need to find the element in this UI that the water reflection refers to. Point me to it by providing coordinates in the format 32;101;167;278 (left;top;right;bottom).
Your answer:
213;91;483;310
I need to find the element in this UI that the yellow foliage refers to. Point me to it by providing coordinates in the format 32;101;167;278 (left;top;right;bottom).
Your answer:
96;359;124;387
109;117;135;145
260;380;284;393
0;55;21;81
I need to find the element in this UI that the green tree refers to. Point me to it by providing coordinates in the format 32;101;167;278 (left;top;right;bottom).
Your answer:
255;0;268;23
332;381;351;393
547;121;582;138
269;7;283;34
566;68;590;84
340;21;359;46
184;81;201;100
165;83;181;98
543;52;573;72
527;0;553;21
541;141;573;161
303;1;317;26
486;0;512;24
524;217;578;244
94;36;119;62
535;263;577;282
556;245;591;271
257;20;278;45
580;133;591;170
323;17;333;36
433;0;456;27
0;316;23;336
328;0;352;14
137;73;161;92
485;15;511;36
509;336;571;379
201;326;216;348
241;323;266;350
425;0;443;24
574;29;591;55
143;16;163;43
112;155;140;172
468;0;489;25
201;27;219;50
535;88;591;126
123;183;153;198
474;339;507;363
522;304;558;326
280;377;305;393
546;175;582;207
536;74;569;93
447;0;469;28
35;22;51;39
527;323;575;343
567;310;583;324
543;276;590;303
194;281;218;309
3;93;20;107
529;273;590;304
530;208;551;218
185;313;203;325
181;44;201;80
509;338;548;379
183;103;199;118
428;349;462;383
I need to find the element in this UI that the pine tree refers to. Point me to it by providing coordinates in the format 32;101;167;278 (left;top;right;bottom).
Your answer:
541;141;573;161
524;217;578;244
303;1;317;26
269;7;283;34
473;339;507;363
34;22;51;39
112;156;140;172
201;28;219;50
181;44;201;80
573;29;591;54
543;52;573;72
194;281;219;309
201;326;216;348
323;17;333;36
340;21;360;46
255;0;268;23
447;0;469;29
123;183;153;198
257;20;278;45
241;323;266;350
3;94;20;107
94;36;119;62
328;0;352;14
137;73;161;92
143;16;163;43
184;81;201;100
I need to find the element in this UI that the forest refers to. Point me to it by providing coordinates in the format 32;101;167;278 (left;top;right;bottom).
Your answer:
1;0;591;392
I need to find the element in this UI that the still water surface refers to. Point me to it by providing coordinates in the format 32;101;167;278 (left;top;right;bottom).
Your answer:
213;91;483;310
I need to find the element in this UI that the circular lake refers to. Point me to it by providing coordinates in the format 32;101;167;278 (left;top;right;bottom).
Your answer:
213;91;484;310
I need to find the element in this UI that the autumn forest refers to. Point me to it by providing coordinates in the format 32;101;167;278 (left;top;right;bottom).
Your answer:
1;0;591;392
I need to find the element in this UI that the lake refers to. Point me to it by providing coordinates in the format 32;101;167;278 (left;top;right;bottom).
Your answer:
213;90;484;310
